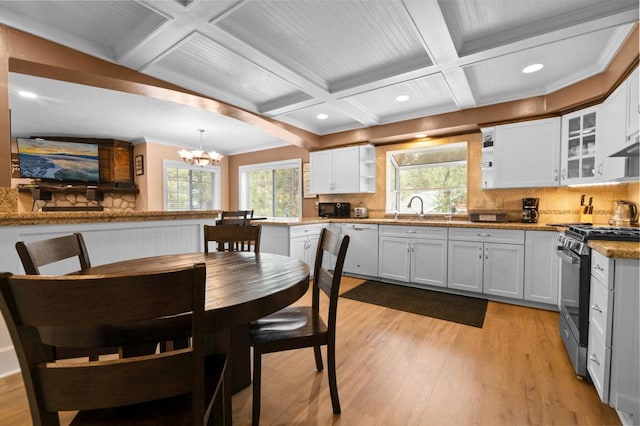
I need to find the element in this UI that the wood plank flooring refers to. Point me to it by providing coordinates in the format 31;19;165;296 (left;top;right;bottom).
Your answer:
0;277;621;425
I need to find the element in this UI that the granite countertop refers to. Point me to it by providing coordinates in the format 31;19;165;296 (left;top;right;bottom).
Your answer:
589;240;640;259
260;217;559;231
0;210;221;226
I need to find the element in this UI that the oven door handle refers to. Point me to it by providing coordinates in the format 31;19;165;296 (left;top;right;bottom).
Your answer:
556;246;579;264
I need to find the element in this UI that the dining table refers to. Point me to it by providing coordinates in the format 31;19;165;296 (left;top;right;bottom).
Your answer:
76;251;310;425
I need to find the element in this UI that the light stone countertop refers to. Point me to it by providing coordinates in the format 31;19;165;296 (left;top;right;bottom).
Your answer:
588;240;640;260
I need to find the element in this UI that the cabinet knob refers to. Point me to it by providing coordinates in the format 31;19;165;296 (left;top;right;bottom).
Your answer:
478;247;482;259
593;264;604;271
591;304;603;313
477;233;490;237
554;169;558;181
589;354;600;366
561;169;566;180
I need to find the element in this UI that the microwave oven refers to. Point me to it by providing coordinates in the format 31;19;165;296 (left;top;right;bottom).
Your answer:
318;202;350;218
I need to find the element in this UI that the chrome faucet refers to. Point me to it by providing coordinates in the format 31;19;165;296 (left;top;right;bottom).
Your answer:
407;196;424;219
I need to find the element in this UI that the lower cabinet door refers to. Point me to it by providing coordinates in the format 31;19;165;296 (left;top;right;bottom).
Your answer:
483;243;524;299
447;240;483;293
588;325;611;403
411;239;447;288
378;236;410;282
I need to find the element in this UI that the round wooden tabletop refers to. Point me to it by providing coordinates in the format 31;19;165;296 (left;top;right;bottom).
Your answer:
80;252;310;331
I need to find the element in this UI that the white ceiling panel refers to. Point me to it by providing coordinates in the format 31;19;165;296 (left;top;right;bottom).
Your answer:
274;103;365;135
0;1;168;61
344;73;458;124
215;0;431;91
0;0;637;150
464;27;620;105
145;32;309;111
439;0;638;56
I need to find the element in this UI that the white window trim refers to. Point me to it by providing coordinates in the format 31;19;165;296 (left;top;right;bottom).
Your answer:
386;142;467;214
163;159;221;211
239;158;302;219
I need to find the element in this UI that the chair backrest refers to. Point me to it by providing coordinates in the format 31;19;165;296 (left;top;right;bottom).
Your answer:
0;264;207;426
218;210;254;225
204;224;261;253
15;233;91;275
311;228;350;338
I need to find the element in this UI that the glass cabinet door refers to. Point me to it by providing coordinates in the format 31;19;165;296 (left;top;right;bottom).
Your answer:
562;107;599;184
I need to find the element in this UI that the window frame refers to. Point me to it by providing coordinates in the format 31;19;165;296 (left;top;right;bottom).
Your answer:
386;142;468;214
162;159;221;211
238;158;302;220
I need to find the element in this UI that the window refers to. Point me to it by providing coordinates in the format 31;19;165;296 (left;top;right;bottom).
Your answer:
387;142;467;214
163;160;221;211
239;159;301;219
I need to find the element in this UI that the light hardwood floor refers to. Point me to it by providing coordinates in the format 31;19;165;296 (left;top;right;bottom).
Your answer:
0;277;621;425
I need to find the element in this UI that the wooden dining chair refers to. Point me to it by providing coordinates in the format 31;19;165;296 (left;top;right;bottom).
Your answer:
249;228;350;425
0;264;227;426
216;210;254;226
204;224;261;253
15;233;120;361
15;233;91;275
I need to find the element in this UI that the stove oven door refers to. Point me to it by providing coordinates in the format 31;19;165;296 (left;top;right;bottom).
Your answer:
557;245;590;377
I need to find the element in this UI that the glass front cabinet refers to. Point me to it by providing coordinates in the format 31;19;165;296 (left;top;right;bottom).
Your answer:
560;106;601;185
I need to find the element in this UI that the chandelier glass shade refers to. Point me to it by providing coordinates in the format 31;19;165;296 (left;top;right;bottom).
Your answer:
178;129;223;166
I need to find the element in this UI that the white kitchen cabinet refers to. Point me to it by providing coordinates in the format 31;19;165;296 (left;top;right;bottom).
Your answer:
310;144;375;194
480;127;495;189
341;223;378;277
600;255;639;421
601;79;629;180
560;106;602;185
491;117;561;188
378;225;448;288
448;228;524;298
289;224;324;277
524;231;559;306
587;252;614;403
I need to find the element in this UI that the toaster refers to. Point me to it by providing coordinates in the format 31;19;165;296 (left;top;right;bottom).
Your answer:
354;207;369;218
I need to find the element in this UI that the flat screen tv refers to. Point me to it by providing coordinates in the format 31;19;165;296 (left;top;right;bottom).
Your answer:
16;137;100;183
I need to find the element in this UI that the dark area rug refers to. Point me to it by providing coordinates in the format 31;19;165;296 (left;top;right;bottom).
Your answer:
341;280;488;328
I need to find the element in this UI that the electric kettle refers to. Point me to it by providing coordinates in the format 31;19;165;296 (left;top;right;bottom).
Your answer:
610;200;638;226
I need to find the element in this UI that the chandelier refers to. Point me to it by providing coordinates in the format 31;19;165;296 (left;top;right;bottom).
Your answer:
178;129;224;166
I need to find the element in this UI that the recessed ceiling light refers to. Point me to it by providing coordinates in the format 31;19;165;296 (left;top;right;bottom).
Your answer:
522;63;544;74
18;91;37;99
316;113;328;120
414;133;427;138
395;94;410;102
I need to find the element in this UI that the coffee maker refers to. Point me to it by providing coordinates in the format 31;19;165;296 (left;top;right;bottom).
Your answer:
522;198;539;223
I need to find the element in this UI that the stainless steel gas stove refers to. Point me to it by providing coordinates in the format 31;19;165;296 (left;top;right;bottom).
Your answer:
556;224;640;378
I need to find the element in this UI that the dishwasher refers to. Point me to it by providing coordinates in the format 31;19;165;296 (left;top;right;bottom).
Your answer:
341;223;378;277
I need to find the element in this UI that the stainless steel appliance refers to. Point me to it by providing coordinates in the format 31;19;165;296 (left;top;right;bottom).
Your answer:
354;206;368;218
609;200;638;226
522;197;539;223
556;225;640;378
318;202;350;218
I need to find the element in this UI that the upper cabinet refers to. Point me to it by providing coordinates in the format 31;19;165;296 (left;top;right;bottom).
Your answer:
310;144;375;194
560;106;601;185
625;68;639;145
601;81;629;181
487;117;561;189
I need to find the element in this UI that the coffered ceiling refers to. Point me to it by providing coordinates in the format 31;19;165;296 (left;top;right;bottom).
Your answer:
1;0;637;154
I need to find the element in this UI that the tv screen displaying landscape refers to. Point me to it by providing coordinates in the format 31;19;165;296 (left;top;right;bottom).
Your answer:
16;138;100;183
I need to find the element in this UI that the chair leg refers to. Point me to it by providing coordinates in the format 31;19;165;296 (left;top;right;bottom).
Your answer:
313;345;323;371
327;342;341;414
252;349;262;426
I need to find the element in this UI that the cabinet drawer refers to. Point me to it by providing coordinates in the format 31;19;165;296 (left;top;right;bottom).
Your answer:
591;251;612;286
290;224;324;238
379;225;447;239
589;276;613;345
448;227;524;244
587;325;611;403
